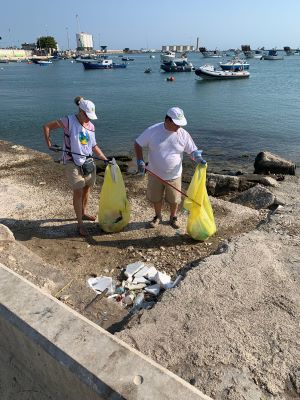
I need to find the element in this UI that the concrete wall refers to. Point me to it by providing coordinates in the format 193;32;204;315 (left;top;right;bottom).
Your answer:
0;263;212;400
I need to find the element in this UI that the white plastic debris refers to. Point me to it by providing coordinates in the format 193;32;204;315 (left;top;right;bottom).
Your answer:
125;283;147;290
154;271;172;288
124;261;145;278
145;266;158;281
134;265;150;278
145;284;161;296
132;276;150;284
88;276;115;295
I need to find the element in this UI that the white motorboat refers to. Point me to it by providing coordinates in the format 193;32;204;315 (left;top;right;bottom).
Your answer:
195;64;250;80
219;58;250;71
160;51;176;62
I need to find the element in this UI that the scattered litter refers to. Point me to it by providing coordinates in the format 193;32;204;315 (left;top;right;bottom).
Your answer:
124;261;145;278
86;261;183;314
125;282;147;290
88;276;115;295
145;266;158;280
145;284;161;296
154;271;172;288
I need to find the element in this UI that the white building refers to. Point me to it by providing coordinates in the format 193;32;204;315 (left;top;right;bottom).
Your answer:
76;33;93;50
162;44;195;52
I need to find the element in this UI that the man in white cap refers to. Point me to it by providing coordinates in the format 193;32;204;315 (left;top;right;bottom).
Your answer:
134;107;205;229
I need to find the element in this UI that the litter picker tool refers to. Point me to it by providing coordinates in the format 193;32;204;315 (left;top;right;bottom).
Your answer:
49;144;113;164
145;168;202;208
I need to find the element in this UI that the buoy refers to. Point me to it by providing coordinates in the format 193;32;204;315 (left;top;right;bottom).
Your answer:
166;76;175;82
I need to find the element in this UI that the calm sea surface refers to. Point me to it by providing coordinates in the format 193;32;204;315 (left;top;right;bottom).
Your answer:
1;52;299;173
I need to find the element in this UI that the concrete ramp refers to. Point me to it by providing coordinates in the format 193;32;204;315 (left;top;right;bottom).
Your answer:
0;263;212;400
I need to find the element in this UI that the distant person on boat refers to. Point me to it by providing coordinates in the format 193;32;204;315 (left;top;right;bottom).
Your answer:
43;96;108;236
134;107;206;229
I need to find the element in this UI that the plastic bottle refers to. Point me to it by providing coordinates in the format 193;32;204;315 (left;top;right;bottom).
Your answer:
130;292;144;314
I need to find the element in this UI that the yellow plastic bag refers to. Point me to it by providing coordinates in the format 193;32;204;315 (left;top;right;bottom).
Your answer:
98;162;131;233
183;164;216;241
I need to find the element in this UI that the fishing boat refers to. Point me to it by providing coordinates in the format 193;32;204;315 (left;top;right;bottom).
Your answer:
241;45;254;59
195;64;250;80
199;47;222;58
36;60;53;66
219;58;250;71
82;59;127;70
262;50;284;60
160;60;194;72
254;49;264;59
283;46;294;56
122;57;134;61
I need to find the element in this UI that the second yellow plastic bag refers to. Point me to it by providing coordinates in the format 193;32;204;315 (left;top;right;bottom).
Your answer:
98;162;131;233
183;164;216;241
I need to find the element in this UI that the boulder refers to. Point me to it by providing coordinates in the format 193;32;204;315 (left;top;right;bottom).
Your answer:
0;224;15;241
240;173;279;188
254;152;296;175
206;173;241;196
232;185;276;209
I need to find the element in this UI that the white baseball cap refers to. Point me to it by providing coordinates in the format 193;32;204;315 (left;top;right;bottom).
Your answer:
79;99;97;120
166;107;187;126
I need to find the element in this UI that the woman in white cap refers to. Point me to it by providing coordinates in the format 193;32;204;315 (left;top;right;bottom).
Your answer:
43;96;108;236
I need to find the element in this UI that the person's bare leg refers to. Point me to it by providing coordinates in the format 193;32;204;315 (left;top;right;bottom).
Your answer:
169;203;180;229
169;203;178;218
73;188;87;235
82;185;96;221
154;201;162;218
148;201;163;227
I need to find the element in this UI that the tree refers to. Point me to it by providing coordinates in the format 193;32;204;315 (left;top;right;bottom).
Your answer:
37;36;57;52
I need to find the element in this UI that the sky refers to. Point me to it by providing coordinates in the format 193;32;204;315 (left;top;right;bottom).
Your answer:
2;0;300;51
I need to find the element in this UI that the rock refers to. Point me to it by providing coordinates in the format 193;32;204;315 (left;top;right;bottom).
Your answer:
0;224;15;241
240;173;279;188
254;151;296;175
206;173;241;196
232;185;276;209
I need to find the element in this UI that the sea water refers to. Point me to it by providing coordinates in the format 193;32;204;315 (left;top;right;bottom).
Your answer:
0;52;299;172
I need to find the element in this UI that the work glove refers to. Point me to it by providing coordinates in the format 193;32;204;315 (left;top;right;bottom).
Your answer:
137;159;146;175
104;156;113;165
191;150;206;166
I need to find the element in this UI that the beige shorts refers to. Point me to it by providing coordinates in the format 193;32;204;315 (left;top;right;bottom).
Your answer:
65;162;96;190
147;174;182;204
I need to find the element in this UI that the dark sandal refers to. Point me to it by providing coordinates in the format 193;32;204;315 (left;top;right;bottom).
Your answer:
78;224;89;237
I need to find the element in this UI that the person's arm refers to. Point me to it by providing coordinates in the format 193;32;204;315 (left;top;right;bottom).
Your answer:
92;144;107;161
43;120;63;148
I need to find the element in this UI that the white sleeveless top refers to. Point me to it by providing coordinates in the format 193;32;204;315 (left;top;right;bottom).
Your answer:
60;114;96;166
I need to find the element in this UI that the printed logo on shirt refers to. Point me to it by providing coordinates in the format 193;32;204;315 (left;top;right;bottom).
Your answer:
79;131;89;145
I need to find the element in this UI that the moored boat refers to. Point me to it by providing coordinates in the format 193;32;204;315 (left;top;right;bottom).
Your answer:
262;50;284;60
219;58;250;71
195;64;250;80
82;59;127;70
161;60;194;72
36;60;53;66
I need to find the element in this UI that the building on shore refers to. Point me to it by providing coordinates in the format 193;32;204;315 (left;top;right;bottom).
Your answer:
161;45;195;52
76;32;93;51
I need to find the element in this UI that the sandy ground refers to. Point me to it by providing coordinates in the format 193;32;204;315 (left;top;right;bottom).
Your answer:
1;140;298;399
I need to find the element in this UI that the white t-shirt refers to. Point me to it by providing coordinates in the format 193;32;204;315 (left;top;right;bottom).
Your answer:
136;122;197;180
60;115;96;166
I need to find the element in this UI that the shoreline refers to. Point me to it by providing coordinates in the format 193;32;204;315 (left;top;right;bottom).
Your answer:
1;139;299;399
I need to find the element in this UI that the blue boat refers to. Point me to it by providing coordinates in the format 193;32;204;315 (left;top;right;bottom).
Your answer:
83;59;127;70
219;58;250;71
